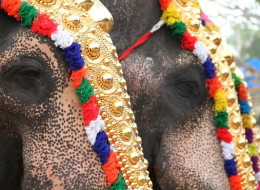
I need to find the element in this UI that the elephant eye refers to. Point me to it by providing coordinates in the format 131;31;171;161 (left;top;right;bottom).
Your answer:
175;81;199;98
8;67;42;89
13;67;41;89
2;56;51;104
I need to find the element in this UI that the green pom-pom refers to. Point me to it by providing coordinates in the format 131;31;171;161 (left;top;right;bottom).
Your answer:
76;79;94;104
110;173;127;190
19;2;38;27
169;22;187;40
231;72;242;88
214;111;229;129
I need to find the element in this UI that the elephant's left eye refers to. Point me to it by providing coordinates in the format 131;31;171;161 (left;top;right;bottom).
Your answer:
2;56;50;104
8;67;42;89
5;58;44;89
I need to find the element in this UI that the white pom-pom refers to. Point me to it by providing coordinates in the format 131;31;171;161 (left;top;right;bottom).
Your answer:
51;26;74;49
220;141;234;160
193;41;208;63
85;115;105;145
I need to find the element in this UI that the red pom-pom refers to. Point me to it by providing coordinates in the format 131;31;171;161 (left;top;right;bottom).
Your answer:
103;151;120;186
31;14;58;37
159;0;172;10
1;0;22;21
229;175;242;190
181;30;197;50
237;84;248;100
70;68;88;89
82;96;99;126
217;128;233;143
206;76;223;98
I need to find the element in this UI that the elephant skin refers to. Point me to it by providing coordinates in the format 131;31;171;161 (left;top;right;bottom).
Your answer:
0;0;231;189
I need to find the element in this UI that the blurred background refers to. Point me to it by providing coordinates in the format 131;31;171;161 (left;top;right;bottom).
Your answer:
199;0;260;122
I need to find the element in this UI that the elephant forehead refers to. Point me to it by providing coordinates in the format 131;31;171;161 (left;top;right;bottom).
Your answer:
121;50;201;91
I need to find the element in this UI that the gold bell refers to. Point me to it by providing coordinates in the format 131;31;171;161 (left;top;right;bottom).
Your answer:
242;154;251;167
129;151;139;165
227;93;236;107
230;115;241;130
66;15;81;28
137;173;146;186
87;42;100;58
101;73;113;89
237;138;247;149
122;127;132;141
211;32;222;46
224;53;234;66
113;101;124;115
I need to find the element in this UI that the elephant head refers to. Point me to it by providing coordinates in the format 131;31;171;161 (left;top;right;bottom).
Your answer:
101;0;231;189
0;8;108;190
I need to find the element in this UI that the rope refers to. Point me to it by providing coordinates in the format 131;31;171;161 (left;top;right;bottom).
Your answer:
119;20;165;61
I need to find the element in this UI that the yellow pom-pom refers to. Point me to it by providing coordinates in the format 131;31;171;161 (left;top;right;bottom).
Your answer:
166;17;177;26
242;114;253;129
161;4;181;26
213;89;227;112
248;142;258;157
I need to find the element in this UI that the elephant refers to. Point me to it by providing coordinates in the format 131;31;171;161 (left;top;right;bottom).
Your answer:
101;0;231;189
0;8;108;189
0;0;243;190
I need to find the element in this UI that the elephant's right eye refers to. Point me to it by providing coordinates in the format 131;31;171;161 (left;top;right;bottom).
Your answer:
175;81;199;98
161;64;208;113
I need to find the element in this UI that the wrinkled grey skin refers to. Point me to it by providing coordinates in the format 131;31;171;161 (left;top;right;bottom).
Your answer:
101;0;231;190
0;0;231;189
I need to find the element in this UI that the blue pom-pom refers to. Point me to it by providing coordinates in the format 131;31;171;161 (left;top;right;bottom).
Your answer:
239;100;251;114
93;132;110;164
202;57;216;79
224;158;238;177
62;42;85;70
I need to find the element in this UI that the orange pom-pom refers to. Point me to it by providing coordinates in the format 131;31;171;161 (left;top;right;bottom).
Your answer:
229;175;242;190
237;84;248;100
103;151;120;186
70;68;88;89
31;13;58;37
206;76;223;98
1;0;22;21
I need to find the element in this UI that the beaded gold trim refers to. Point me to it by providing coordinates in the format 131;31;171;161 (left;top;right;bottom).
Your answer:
171;0;257;189
25;0;152;189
